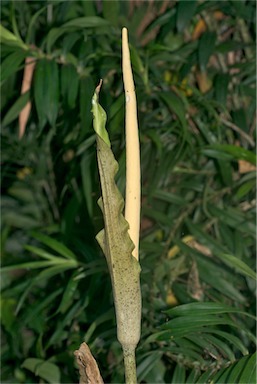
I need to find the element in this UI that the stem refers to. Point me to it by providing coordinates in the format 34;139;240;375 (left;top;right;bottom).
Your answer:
123;346;137;384
122;27;141;261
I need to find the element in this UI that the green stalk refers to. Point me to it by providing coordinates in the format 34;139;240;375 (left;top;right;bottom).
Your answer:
123;346;137;384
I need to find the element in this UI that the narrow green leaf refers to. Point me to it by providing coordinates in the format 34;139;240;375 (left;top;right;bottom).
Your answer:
34;59;59;128
186;368;200;383
160;91;187;129
61;16;110;29
103;0;120;24
176;0;197;32
226;354;249;383
204;144;256;165
46;60;59;126
203;333;236;361
1;50;27;83
81;152;94;218
236;180;255;199
218;253;256;280
160;316;237;338
14;263;78;315
1;260;69;272
200;329;249;356
214;73;230;104
153;189;188;206
37;264;77;280
165;301;255;318
22;288;62;325
208;354;256;383
171;364;186;383
0;24;28;49
137;352;163;382
25;245;67;262
61;64;79;109
26;6;47;44
0;298;16;332
2;91;30;127
208;205;255;235
196;370;213;383
35;361;61;384
30;232;77;260
238;352;256;383
22;359;60;384
56;273;79;314
198;32;216;71
79;76;95;137
46;17;110;52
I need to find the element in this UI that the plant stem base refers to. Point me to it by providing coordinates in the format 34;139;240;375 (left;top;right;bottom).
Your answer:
123;346;137;384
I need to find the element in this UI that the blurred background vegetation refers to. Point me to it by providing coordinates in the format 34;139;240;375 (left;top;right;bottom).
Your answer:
1;0;256;383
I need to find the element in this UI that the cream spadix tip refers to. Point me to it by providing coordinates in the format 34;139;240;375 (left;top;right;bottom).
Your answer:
122;28;141;261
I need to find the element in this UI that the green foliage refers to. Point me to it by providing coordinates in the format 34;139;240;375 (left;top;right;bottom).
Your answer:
1;0;256;383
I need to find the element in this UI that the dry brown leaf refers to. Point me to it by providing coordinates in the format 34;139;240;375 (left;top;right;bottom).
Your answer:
187;260;204;301
238;160;257;174
19;57;36;139
192;18;207;40
74;342;104;384
196;70;212;93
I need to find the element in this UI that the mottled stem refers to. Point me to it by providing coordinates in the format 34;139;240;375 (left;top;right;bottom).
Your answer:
123;346;137;384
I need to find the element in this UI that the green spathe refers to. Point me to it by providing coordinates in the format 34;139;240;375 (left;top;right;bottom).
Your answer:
92;81;110;147
92;83;141;354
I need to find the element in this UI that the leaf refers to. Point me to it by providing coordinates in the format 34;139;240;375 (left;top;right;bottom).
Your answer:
102;0;120;25
217;253;256;280
160;315;238;338
238;352;256;383
25;244;68;262
0;24;28;50
1;49;27;83
171;364;186;384
56;272;79;314
0;297;16;333
204;330;248;356
198;32;216;71
165;301;255;319
1;260;74;272
214;73;230;104
25;6;47;44
160;91;187;129
176;0;197;32
30;232;77;260
34;58;59;128
153;189;187;206
2;91;30;126
81;152;94;218
46;17;110;52
60;64;79;109
206;353;257;383
205;144;256;165
35;361;61;384
137;352;163;382
79;76;95;137
22;358;61;384
207;205;255;236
